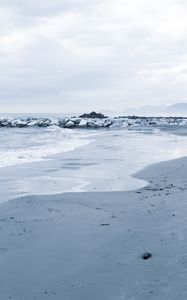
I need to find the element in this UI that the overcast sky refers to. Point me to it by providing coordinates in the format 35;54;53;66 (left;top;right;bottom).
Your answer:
0;0;187;113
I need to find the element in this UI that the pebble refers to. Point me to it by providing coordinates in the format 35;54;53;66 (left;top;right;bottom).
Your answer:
142;252;152;260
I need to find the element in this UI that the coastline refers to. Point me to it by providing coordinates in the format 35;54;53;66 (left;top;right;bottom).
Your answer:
0;128;187;203
0;156;187;299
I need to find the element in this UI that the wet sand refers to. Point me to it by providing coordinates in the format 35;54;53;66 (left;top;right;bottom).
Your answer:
0;157;187;299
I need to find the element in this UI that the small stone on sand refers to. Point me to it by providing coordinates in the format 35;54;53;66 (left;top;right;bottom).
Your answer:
142;252;152;260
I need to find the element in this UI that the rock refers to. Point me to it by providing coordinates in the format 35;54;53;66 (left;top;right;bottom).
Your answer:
78;119;88;127
0;119;14;127
15;120;28;128
102;119;113;127
0;115;186;129
87;120;97;128
37;118;51;127
142;252;152;260
27;120;38;127
79;111;107;119
110;119;124;128
149;121;158;126
58;117;69;127
71;118;81;125
95;120;105;127
64;121;75;128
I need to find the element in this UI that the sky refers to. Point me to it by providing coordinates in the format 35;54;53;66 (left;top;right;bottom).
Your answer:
0;0;187;113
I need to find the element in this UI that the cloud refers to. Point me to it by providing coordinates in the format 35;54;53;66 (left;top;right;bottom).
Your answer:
0;0;187;112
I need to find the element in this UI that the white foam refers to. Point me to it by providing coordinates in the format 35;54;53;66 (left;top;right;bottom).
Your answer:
0;128;95;168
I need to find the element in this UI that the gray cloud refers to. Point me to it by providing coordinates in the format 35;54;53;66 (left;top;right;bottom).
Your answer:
0;0;187;113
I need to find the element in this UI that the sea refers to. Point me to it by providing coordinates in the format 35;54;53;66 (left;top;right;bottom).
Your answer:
0;113;187;202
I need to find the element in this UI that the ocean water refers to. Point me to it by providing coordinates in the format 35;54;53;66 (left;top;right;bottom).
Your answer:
0;126;187;202
0;126;94;168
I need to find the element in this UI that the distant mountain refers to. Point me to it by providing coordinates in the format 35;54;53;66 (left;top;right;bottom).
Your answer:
165;103;187;115
123;103;187;116
124;105;165;116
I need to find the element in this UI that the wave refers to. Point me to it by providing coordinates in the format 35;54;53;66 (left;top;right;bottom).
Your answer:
0;128;95;168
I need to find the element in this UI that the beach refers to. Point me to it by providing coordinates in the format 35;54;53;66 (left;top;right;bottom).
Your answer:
2;0;187;297
0;128;187;299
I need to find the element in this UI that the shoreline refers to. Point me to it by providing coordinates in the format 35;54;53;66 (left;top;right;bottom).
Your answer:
0;128;187;203
0;156;187;299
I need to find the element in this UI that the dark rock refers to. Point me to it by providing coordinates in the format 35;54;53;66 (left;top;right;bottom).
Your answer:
79;111;108;119
149;121;157;126
0;119;13;127
142;252;152;260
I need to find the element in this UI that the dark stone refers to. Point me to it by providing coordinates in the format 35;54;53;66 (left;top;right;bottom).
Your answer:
142;252;152;260
15;122;28;128
79;111;108;119
149;121;157;126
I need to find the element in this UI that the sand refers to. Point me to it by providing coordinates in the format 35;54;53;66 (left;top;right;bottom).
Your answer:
0;156;187;299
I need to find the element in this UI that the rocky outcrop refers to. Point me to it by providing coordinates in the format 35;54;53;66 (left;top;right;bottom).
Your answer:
79;111;107;119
